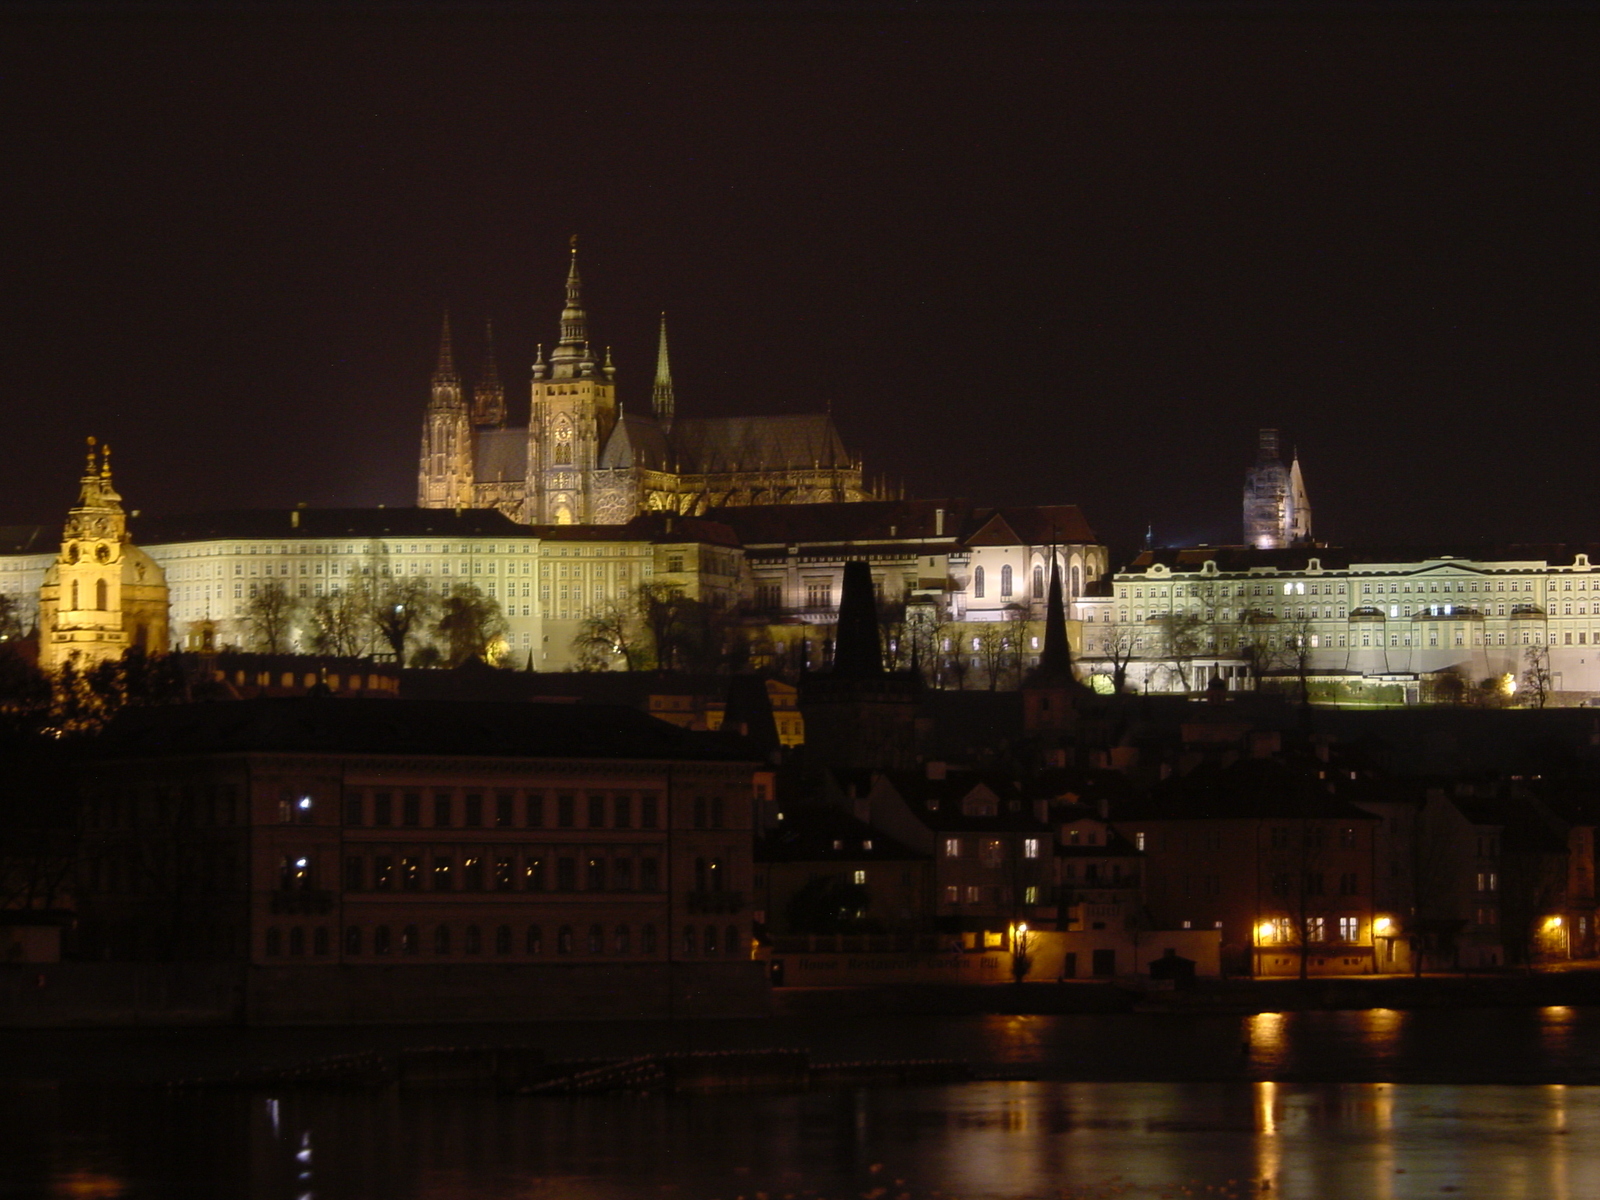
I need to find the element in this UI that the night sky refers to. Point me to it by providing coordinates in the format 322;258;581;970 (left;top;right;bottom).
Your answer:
3;4;1596;564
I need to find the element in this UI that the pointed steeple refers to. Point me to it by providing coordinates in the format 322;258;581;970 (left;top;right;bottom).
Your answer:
831;560;884;679
550;235;592;378
472;318;506;427
1035;555;1073;681
434;313;458;384
652;312;676;430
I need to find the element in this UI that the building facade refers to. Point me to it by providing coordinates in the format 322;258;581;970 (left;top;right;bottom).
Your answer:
417;245;874;525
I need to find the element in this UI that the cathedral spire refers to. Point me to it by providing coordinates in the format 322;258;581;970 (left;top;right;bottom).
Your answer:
434;313;458;385
1036;554;1073;681
652;312;675;430
551;236;591;377
473;318;506;427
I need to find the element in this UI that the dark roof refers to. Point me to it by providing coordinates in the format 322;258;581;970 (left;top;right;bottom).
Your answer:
965;506;1099;547
881;769;1050;833
135;508;533;543
600;412;672;472
756;806;926;863
708;498;970;549
89;697;758;763
473;428;527;482
1127;758;1383;822
1124;544;1600;574
671;413;853;474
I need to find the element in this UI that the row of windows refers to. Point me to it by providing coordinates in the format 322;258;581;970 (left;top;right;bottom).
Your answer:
1258;916;1365;943
1120;576;1594;602
941;837;1043;861
330;849;668;893
940;885;1042;905
339;790;667;830
262;922;746;958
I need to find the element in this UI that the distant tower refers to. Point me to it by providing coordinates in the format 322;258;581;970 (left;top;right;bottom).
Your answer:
652;312;675;432
1243;428;1311;548
472;319;506;428
526;238;617;524
38;439;169;671
417;314;475;508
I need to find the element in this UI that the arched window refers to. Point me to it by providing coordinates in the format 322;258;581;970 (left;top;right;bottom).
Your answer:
526;924;543;955
345;926;361;956
70;581;79;610
495;925;512;955
973;567;985;598
401;924;419;955
434;924;451;955
615;924;631;955
464;925;481;954
95;579;108;610
373;925;391;955
1000;565;1013;597
557;925;573;954
683;925;697;955
1071;565;1081;597
588;924;604;954
1033;566;1044;598
725;925;740;956
704;925;718;955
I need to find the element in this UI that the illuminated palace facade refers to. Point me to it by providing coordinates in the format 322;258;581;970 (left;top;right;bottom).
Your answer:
1080;545;1600;701
417;245;873;525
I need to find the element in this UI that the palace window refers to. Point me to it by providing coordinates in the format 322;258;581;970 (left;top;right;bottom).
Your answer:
973;567;985;598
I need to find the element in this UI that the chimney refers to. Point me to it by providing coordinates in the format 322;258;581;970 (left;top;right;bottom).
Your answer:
935;508;945;537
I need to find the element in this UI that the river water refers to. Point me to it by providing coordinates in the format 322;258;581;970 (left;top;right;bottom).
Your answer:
5;1007;1600;1199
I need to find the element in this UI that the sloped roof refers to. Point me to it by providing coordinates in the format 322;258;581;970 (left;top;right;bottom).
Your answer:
1125;544;1600;574
136;507;534;543
670;413;853;474
756;806;927;863
473;428;527;483
965;505;1099;547
707;499;971;547
90;697;756;763
600;412;671;472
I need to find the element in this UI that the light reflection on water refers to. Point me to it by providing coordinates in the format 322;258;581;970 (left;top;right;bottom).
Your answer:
9;1080;1600;1200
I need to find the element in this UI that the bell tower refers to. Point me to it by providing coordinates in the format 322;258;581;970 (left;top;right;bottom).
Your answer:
38;439;169;671
526;238;618;524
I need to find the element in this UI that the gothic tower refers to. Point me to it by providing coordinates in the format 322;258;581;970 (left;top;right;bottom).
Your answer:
652;312;675;433
38;439;169;671
1242;428;1312;549
526;240;618;524
416;315;475;508
472;318;506;428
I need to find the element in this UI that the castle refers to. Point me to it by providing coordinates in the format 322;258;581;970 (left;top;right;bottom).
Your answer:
417;243;873;525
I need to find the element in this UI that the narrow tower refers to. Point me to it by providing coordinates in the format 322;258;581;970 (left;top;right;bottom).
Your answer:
652;312;675;432
38;439;168;671
1242;428;1291;549
417;314;475;509
472;319;506;428
526;239;618;524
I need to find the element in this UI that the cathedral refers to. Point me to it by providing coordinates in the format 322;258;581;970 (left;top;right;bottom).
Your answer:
418;244;873;524
1242;427;1311;549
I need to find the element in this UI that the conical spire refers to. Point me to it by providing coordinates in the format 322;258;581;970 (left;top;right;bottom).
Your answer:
472;318;506;427
551;236;591;377
652;312;675;429
1037;555;1072;680
831;560;884;679
434;313;458;383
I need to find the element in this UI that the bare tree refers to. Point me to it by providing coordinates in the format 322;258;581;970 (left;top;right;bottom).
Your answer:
1155;612;1207;693
1235;611;1283;692
1004;602;1033;687
1521;642;1553;708
1090;618;1140;694
0;594;25;644
572;597;645;671
370;575;436;664
434;583;509;667
243;580;300;654
307;583;375;658
975;622;1008;691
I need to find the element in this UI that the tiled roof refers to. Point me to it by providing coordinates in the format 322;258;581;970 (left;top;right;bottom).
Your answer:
91;697;756;762
473;428;527;482
670;414;854;474
599;412;671;472
965;505;1099;546
135;508;533;544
